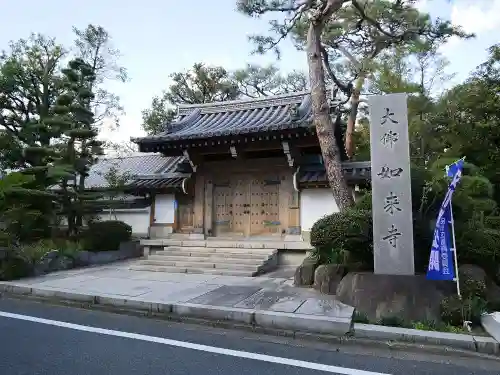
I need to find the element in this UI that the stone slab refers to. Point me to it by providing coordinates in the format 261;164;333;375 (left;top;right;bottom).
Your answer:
295;298;355;319
96;295;171;313
368;93;414;275
472;335;499;355
234;289;306;313
187;285;262;307
172;303;254;324
254;310;352;335
481;312;500;344
70;277;155;297
137;283;222;304
0;283;32;295
31;287;96;303
353;323;476;351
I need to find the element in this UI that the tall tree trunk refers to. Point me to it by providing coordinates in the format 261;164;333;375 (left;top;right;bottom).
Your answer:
307;21;354;211
345;75;365;159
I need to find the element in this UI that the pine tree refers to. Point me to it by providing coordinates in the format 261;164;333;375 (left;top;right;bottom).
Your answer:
52;58;104;236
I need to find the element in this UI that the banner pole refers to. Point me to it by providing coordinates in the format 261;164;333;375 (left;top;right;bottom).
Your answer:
449;201;461;298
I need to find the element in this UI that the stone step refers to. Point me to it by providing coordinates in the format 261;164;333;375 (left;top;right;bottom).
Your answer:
128;264;254;277
141;238;311;250
147;254;265;265
139;259;259;272
154;247;273;258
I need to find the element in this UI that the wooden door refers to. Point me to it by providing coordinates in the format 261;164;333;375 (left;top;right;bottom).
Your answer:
249;175;281;235
213;182;232;236
262;179;281;234
177;195;194;232
231;174;249;236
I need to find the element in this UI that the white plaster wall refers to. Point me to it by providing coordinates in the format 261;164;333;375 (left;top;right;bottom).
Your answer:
153;194;176;224
98;208;150;235
300;188;340;231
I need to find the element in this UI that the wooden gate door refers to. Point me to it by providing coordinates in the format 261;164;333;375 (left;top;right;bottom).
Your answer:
177;194;194;232
231;174;250;236
213;181;232;236
249;175;281;235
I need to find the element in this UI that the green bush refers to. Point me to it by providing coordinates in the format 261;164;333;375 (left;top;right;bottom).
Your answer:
19;239;83;263
0;255;32;281
484;216;500;229
455;223;500;276
310;209;373;267
440;295;487;327
83;220;132;251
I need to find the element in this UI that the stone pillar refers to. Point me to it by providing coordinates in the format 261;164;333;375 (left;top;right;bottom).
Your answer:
368;93;414;275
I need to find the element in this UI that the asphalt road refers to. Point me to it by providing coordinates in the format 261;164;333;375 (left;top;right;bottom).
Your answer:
0;297;498;375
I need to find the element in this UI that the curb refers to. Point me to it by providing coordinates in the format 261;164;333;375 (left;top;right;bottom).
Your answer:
0;284;498;356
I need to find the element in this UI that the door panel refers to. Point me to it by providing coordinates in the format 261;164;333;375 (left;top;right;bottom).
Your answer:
249;175;281;235
177;195;194;232
232;175;249;236
213;182;232;236
249;178;265;235
262;179;281;234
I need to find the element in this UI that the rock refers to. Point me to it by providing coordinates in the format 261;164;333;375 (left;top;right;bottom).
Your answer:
294;257;318;287
313;264;345;295
49;255;74;272
44;250;60;260
336;272;451;323
486;282;500;310
74;251;91;267
34;250;75;275
458;264;488;298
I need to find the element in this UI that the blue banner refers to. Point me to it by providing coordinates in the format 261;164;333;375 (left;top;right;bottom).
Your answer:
426;158;464;281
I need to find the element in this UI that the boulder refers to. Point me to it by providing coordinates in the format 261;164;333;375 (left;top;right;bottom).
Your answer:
486;282;500;310
34;250;75;275
458;264;488;297
336;272;452;323
313;264;345;294
294;257;318;287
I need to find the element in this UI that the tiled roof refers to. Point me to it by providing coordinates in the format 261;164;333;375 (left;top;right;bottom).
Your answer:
299;161;371;185
85;154;185;189
134;91;313;143
129;177;185;190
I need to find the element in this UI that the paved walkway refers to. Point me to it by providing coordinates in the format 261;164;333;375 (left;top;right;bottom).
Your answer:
3;261;351;318
2;261;499;356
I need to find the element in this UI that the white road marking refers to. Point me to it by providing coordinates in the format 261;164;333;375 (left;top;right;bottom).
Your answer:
0;311;390;375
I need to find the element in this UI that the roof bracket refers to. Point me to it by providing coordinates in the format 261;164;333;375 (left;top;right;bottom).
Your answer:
230;146;237;158
183;149;197;172
281;141;294;167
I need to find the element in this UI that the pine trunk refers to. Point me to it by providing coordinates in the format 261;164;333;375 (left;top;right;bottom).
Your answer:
307;21;354;211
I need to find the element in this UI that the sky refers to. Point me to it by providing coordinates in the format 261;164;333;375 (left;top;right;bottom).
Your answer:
1;0;499;145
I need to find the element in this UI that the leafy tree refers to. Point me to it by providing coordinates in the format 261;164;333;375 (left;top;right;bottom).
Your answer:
232;63;307;97
141;95;177;135
430;44;500;205
52;58;104;236
141;63;238;135
0;34;67;236
98;162;133;219
141;62;308;135
237;0;469;211
72;24;127;129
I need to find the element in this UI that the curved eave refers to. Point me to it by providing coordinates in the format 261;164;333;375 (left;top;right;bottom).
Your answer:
132;94;313;144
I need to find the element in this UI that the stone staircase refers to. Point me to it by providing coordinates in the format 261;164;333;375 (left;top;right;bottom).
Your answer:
129;239;283;277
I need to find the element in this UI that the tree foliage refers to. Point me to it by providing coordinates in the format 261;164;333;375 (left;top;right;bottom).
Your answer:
141;62;308;135
236;0;468;211
0;24;120;242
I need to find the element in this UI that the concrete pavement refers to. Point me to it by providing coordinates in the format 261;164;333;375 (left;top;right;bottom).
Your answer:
1;298;499;375
0;261;498;356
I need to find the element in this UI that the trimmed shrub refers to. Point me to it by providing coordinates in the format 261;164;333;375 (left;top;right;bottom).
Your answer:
310;209;373;267
83;220;132;252
455;224;500;277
